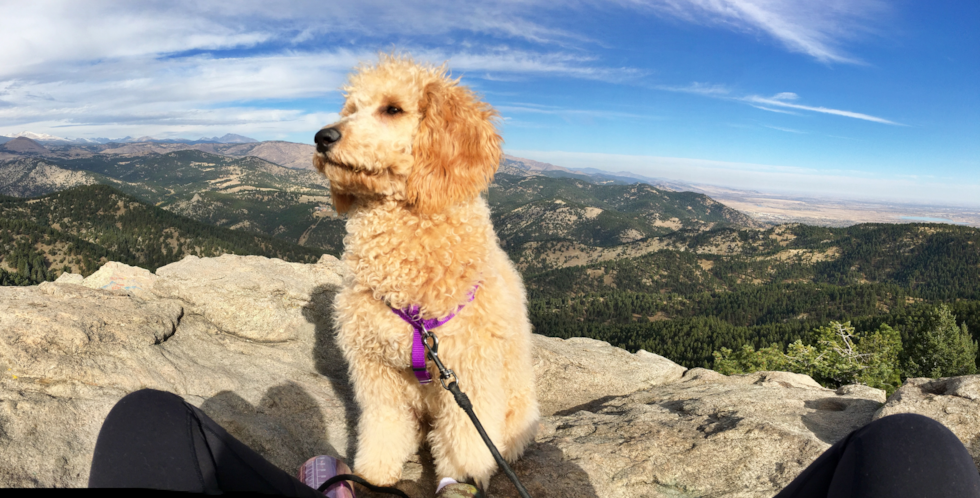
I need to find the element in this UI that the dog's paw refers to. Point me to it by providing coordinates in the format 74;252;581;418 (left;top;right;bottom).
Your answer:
353;465;403;488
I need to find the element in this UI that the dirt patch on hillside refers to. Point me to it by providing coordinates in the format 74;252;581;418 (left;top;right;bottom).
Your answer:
653;217;683;230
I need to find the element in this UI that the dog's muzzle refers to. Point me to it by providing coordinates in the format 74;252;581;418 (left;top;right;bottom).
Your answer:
314;127;342;153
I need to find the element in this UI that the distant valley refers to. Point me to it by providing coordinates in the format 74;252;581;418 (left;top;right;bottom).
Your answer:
2;135;978;378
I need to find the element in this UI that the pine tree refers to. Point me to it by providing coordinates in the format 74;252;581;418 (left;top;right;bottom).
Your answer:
902;304;978;378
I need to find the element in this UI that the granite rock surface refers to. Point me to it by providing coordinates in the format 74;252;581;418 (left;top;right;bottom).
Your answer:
1;255;978;497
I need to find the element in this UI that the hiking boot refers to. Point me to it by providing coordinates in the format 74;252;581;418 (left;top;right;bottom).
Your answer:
435;477;483;498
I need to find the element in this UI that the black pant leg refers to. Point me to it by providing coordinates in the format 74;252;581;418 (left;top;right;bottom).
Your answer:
776;413;980;498
89;389;321;497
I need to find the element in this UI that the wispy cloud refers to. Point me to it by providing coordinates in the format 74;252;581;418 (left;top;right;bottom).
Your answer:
0;1;596;75
0;43;638;139
654;82;731;96
750;105;800;115
771;92;799;101
0;0;904;144
655;84;898;125
431;50;643;83
744;95;900;125
617;0;888;64
0;0;651;140
764;125;806;134
496;104;654;120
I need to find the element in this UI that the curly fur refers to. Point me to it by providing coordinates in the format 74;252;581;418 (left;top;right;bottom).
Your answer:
313;54;539;487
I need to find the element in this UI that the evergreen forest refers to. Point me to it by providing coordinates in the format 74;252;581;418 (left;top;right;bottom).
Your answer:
0;185;322;285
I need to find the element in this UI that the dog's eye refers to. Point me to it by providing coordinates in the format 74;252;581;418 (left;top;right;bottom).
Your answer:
385;105;402;115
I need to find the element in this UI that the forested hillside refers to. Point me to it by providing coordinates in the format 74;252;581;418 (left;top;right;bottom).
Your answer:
489;174;756;251
0;151;348;253
526;221;980;379
525;223;980;300
0;185;322;285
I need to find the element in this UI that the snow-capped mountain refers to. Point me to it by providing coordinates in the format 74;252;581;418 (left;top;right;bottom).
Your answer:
6;131;79;143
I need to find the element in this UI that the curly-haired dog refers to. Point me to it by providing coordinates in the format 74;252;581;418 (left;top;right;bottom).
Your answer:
312;54;539;487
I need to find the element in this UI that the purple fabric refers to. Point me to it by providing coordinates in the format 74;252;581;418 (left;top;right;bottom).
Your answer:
391;286;478;384
298;456;353;498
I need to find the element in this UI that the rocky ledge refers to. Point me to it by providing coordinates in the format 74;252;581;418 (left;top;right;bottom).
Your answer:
1;255;978;497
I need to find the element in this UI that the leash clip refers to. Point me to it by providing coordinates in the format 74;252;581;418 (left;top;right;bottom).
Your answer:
420;327;461;390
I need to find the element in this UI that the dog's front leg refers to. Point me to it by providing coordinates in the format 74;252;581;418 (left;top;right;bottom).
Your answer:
349;358;422;485
334;289;424;486
425;360;505;488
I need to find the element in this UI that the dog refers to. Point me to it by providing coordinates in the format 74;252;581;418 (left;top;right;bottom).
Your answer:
312;54;539;488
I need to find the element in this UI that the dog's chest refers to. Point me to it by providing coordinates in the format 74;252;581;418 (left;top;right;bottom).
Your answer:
343;200;492;318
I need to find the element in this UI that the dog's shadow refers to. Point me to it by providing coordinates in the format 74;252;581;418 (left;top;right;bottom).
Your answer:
303;284;360;461
489;442;600;498
200;383;337;474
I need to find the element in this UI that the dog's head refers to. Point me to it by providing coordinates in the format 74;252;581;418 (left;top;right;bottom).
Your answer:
313;54;502;215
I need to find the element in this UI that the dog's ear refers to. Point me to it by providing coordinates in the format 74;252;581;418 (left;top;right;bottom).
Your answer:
407;80;502;215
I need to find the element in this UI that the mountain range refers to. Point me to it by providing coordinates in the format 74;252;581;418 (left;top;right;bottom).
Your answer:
0;136;315;170
0;137;758;260
0;131;258;145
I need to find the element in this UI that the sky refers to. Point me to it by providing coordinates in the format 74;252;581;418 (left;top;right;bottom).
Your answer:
1;1;977;206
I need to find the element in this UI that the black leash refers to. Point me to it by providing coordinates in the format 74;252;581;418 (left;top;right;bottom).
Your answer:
317;473;409;497
320;328;533;498
420;328;533;498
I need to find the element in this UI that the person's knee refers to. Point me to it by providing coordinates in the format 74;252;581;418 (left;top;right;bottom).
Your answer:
113;388;183;411
856;412;970;463
861;413;951;443
102;389;189;432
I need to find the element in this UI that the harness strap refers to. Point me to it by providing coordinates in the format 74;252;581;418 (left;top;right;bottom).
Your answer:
390;286;478;384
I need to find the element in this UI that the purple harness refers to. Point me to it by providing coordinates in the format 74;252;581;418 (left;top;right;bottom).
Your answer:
390;286;477;384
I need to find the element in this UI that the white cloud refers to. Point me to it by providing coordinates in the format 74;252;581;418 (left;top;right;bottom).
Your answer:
654;82;732;95
743;95;900;125
0;0;650;140
496;105;654;121
507;149;980;207
750;105;799;115
426;50;642;82
0;43;638;140
0;51;365;139
655;83;898;124
0;0;893;141
0;1;592;75
619;0;888;64
764;125;806;134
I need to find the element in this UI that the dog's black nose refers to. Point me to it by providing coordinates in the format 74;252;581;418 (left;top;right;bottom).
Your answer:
315;127;342;151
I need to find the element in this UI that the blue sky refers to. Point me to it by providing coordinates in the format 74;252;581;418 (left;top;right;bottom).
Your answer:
1;1;977;205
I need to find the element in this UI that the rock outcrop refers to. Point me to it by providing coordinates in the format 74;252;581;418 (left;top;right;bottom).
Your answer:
1;255;978;497
874;375;980;469
0;158;98;197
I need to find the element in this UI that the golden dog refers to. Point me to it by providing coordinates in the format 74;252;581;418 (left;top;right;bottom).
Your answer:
313;54;539;488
